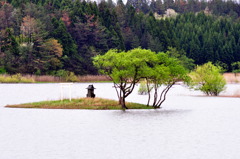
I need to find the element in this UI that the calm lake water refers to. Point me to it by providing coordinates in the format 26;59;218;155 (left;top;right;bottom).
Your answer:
0;83;240;159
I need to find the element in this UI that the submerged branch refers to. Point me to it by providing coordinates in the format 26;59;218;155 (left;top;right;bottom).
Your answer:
155;82;175;108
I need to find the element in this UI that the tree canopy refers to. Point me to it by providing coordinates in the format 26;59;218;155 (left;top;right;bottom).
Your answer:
93;48;188;109
189;62;226;96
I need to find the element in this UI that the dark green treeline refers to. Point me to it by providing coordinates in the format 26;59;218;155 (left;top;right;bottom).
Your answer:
0;0;240;74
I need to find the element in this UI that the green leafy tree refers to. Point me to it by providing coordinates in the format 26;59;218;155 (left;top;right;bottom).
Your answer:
189;62;226;96
115;0;126;28
1;28;20;74
20;15;44;44
94;48;189;109
122;27;140;50
93;48;156;109
49;18;78;72
71;15;108;74
39;38;63;73
144;52;189;108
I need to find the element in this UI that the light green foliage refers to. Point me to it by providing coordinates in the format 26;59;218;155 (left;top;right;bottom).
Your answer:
189;62;226;96
93;48;158;109
146;52;189;107
93;48;157;83
93;48;189;109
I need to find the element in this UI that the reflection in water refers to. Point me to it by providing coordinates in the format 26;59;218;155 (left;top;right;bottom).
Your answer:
0;83;240;159
113;109;192;117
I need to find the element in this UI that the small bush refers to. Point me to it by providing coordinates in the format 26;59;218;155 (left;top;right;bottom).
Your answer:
55;69;68;78
54;70;79;82
189;62;226;96
65;72;79;82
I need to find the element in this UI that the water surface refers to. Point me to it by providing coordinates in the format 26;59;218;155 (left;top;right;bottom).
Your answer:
0;83;240;159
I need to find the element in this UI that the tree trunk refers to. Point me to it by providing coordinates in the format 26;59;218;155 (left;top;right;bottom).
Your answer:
155;83;174;108
152;84;158;107
119;97;128;109
146;79;151;106
114;83;120;101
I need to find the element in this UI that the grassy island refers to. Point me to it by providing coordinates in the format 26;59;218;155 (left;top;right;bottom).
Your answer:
5;98;152;110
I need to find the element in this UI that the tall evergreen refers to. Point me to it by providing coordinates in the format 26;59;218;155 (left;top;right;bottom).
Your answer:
1;0;240;74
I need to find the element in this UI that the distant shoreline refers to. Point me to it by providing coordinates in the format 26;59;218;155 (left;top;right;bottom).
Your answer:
0;73;239;83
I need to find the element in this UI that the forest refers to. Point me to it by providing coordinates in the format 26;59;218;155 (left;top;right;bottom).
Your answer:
0;0;240;75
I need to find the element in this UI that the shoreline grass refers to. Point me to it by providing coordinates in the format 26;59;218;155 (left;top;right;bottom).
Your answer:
5;97;153;110
0;74;111;83
0;74;35;83
0;73;239;83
